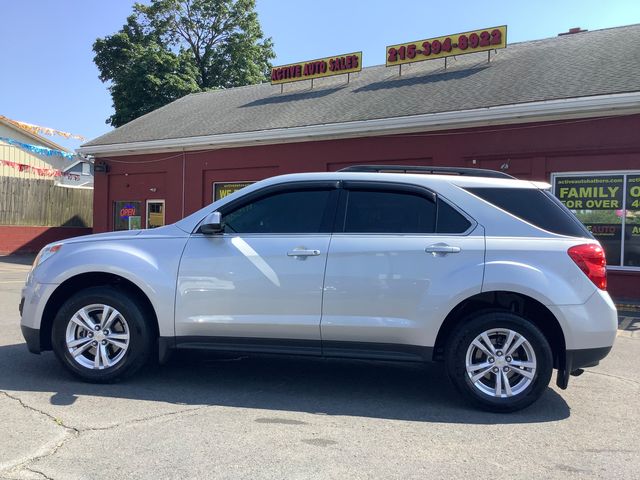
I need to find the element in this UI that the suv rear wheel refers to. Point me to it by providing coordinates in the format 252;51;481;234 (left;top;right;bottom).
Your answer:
445;312;553;412
51;286;154;383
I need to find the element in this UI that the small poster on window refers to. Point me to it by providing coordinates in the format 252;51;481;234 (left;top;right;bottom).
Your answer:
128;216;141;230
214;182;253;201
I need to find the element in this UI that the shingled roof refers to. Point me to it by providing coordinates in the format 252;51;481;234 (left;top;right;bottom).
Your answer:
83;24;640;151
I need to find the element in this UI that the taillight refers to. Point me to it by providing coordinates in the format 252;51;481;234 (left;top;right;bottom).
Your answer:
567;243;607;290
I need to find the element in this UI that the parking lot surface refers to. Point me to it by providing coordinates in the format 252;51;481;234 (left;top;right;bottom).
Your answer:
1;255;639;480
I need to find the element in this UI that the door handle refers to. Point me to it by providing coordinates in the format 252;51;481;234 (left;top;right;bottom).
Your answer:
425;244;461;255
287;249;321;257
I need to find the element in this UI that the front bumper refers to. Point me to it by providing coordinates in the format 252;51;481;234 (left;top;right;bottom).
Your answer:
20;277;59;355
20;279;57;328
21;325;41;354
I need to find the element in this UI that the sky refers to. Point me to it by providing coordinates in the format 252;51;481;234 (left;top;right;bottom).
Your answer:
1;0;639;152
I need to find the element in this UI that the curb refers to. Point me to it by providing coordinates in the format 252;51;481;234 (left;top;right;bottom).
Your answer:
616;303;640;311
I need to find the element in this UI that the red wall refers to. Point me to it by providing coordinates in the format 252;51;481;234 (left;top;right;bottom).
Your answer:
93;114;640;299
0;226;92;255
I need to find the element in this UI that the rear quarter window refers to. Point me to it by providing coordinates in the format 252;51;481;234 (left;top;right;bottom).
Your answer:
436;199;472;233
466;187;592;238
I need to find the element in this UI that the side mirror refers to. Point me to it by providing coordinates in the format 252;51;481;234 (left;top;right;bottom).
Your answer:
199;211;223;235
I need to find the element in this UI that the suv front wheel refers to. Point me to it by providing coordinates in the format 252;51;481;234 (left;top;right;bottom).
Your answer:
445;312;553;412
51;286;154;383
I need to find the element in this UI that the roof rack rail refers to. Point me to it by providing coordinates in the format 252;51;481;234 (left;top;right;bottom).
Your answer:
338;165;515;179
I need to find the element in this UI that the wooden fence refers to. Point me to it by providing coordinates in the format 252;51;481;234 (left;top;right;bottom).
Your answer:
0;176;92;227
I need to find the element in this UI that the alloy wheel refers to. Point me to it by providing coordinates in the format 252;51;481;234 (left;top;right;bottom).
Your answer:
65;304;130;370
465;328;537;398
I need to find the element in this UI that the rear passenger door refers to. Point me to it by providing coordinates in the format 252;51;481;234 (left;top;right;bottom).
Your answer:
321;182;485;359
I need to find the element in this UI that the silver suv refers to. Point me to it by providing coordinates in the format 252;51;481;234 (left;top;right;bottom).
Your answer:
20;166;617;412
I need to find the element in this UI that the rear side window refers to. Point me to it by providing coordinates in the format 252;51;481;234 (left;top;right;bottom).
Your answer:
466;187;591;237
344;190;436;233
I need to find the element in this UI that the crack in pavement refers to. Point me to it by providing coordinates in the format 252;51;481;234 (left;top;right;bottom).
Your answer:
24;467;54;480
0;390;79;478
4;430;76;480
0;390;214;479
78;404;212;432
0;391;79;434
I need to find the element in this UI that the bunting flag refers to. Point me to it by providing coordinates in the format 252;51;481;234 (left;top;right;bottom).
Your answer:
2;117;86;141
0;159;80;181
0;136;76;160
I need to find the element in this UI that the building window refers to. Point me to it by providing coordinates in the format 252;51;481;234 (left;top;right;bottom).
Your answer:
626;175;640;267
552;172;640;269
146;200;165;229
114;201;142;231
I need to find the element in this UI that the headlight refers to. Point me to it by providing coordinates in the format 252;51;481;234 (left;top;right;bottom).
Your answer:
32;243;63;269
27;243;62;285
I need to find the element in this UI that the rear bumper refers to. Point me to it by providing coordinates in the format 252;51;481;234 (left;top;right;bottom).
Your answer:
568;346;612;369
548;289;618;350
556;345;612;389
21;325;41;354
549;289;617;389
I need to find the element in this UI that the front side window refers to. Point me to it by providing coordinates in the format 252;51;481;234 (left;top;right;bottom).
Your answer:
343;190;436;233
222;189;333;234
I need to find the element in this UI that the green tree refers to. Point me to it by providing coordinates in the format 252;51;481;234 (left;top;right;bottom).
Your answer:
93;0;275;127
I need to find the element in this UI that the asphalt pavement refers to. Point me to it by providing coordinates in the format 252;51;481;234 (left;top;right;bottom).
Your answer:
0;255;639;480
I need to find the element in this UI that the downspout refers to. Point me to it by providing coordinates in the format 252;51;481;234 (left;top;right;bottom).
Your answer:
181;150;186;219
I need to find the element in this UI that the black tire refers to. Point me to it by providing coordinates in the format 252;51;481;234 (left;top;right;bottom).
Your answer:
51;286;155;383
445;311;553;413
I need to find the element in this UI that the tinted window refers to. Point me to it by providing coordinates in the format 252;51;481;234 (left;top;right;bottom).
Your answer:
343;190;436;233
223;189;333;233
466;187;591;237
437;199;472;233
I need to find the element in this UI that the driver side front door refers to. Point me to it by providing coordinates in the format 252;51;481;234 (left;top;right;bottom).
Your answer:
175;183;339;354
